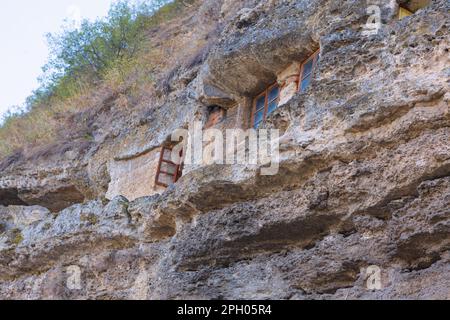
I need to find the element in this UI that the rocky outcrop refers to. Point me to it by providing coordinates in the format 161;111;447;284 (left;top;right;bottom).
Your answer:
0;165;90;213
0;0;449;299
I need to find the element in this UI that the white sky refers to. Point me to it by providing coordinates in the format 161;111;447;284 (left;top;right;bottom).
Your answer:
0;0;115;119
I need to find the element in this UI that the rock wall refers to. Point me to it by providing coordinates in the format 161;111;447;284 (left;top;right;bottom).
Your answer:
106;148;165;201
0;0;449;299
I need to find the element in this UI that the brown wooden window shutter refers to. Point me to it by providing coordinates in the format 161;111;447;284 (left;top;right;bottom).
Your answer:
155;146;183;188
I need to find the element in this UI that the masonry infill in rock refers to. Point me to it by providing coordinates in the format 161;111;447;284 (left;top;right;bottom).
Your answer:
105;136;186;202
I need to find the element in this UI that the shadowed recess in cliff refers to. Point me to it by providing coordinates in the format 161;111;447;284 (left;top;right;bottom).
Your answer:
0;189;27;206
17;186;86;213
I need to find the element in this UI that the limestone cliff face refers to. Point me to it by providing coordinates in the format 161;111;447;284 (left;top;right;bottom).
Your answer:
0;0;449;299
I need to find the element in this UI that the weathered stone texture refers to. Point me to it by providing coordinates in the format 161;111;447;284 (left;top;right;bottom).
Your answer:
106;148;165;201
0;0;449;299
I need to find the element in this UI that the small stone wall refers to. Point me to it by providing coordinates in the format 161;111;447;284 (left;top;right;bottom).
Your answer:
106;148;165;201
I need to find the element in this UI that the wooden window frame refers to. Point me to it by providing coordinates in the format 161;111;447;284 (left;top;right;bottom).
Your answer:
251;83;280;128
155;146;183;188
298;49;320;93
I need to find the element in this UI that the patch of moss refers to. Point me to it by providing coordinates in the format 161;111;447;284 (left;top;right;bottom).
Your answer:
84;133;94;141
80;214;99;225
10;229;23;245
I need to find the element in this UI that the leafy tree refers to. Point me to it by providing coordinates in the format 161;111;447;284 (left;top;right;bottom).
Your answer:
0;0;193;127
40;1;172;94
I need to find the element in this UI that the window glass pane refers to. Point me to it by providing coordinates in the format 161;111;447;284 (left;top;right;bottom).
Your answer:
301;75;311;92
161;162;177;175
267;100;278;115
254;110;264;126
162;148;172;161
268;86;279;102
158;173;174;186
302;59;314;77
256;95;266;111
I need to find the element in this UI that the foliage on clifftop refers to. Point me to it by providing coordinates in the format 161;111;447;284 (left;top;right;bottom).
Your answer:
0;0;197;159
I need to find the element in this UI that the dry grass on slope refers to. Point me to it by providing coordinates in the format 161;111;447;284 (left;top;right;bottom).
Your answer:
0;0;207;161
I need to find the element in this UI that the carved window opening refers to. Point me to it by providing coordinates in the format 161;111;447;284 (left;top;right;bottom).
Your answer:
298;50;320;93
205;105;226;129
155;146;184;188
251;83;280;128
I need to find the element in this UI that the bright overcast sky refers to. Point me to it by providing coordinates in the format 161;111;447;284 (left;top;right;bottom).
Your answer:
0;0;115;119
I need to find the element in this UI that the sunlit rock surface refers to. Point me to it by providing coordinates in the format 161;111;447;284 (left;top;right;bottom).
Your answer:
0;0;449;299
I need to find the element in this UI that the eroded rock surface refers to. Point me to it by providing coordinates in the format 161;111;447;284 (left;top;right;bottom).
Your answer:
0;0;449;299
